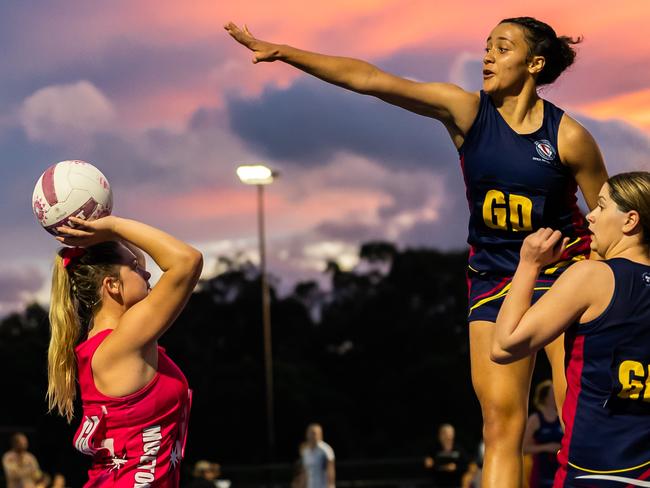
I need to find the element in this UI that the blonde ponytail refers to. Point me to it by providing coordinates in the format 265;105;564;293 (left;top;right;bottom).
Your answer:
47;254;80;423
46;241;122;423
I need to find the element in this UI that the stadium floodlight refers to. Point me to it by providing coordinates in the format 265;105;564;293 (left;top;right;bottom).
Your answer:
236;164;275;185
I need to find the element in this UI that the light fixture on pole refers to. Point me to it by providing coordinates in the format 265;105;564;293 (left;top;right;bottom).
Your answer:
236;164;277;461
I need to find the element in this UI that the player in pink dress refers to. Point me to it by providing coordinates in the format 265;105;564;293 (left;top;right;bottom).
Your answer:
47;215;203;487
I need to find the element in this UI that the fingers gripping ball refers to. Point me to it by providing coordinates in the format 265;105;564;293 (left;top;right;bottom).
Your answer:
32;160;113;235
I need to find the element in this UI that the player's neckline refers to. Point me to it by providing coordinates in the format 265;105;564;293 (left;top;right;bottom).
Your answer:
492;97;547;136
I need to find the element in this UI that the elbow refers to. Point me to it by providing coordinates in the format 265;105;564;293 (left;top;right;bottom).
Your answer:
356;65;382;94
189;249;204;275
490;345;514;364
179;248;203;276
187;250;203;286
190;247;203;263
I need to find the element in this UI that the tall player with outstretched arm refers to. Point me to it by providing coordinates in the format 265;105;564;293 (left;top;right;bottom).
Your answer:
226;17;607;488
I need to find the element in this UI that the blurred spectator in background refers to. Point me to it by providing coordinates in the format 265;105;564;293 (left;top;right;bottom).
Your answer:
2;432;41;488
461;439;484;488
298;423;335;488
50;473;68;488
187;460;230;488
523;380;562;488
34;472;50;488
291;448;305;488
424;424;469;487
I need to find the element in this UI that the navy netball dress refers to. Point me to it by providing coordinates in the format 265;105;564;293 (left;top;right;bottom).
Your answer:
459;91;590;322
556;258;650;487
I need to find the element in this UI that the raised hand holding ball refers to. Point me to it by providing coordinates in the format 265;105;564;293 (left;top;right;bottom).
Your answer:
32;160;113;235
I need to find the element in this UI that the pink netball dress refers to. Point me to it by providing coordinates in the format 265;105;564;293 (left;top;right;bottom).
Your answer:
73;329;192;487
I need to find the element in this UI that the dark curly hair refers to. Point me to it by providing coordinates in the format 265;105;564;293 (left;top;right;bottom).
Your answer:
500;17;582;85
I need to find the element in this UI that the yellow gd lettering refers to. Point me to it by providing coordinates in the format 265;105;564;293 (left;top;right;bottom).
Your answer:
509;194;533;231
482;190;533;231
483;190;507;230
617;360;646;400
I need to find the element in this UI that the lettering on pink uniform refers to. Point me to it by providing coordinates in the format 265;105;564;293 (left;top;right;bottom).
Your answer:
133;425;161;487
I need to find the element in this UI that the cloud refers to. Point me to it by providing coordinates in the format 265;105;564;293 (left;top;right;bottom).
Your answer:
275;153;468;249
449;52;483;92
578;116;650;173
313;220;384;244
20;81;116;145
0;267;45;309
575;89;650;134
227;77;458;169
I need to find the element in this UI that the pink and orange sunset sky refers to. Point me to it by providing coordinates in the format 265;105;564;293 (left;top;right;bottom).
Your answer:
2;0;649;314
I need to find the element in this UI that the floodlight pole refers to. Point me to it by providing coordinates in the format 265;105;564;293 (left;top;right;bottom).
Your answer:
257;183;275;461
236;164;277;464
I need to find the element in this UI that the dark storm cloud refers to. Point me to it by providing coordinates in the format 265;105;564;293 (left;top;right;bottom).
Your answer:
226;78;459;169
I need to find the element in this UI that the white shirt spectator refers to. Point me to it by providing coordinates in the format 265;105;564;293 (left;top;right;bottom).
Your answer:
2;451;40;488
301;441;335;488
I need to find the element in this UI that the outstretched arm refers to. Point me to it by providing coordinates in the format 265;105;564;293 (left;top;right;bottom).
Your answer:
225;22;479;133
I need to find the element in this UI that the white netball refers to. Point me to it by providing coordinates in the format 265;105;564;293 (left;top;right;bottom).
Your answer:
32;160;113;235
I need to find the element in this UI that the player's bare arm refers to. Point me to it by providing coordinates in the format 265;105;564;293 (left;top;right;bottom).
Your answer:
558;115;608;210
224;22;480;138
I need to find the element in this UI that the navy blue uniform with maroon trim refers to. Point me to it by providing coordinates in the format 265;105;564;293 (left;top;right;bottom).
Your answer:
459;91;590;321
530;410;563;488
556;258;650;487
